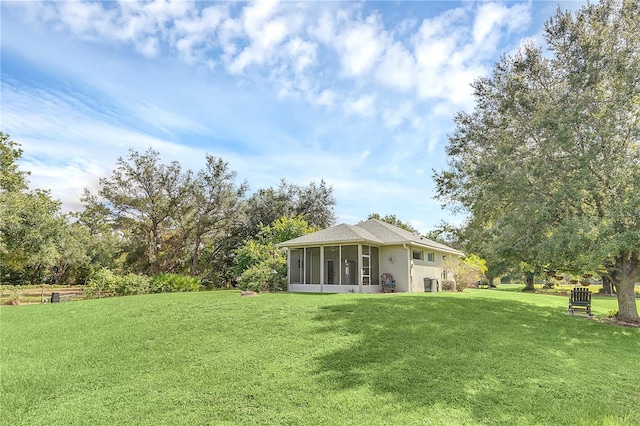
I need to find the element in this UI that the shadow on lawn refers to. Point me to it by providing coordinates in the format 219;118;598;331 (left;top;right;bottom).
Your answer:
312;295;640;424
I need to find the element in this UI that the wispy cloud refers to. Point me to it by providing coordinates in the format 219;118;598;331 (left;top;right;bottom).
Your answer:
1;0;549;232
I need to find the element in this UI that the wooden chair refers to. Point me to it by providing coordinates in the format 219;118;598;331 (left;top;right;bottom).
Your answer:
568;287;592;316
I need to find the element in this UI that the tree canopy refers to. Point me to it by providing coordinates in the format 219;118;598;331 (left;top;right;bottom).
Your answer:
367;213;418;233
434;0;639;323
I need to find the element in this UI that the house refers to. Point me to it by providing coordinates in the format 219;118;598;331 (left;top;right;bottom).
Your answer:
277;219;463;293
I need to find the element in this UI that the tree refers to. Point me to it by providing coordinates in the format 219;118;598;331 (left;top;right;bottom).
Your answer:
234;216;317;291
243;179;336;238
1;133;69;285
367;213;418;233
434;0;640;322
92;148;194;274
49;221;91;285
182;155;248;281
1;189;65;284
0;132;29;193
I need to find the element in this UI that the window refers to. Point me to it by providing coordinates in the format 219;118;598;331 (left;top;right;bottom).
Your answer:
412;250;423;260
427;252;435;262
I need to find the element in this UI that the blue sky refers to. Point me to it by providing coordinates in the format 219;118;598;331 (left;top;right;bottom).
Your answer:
1;0;584;234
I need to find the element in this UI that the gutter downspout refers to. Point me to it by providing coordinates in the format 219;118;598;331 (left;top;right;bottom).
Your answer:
403;243;412;292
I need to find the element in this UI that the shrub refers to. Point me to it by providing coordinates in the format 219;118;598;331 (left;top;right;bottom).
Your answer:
150;273;201;293
441;280;456;291
238;261;286;292
605;309;618;319
117;273;152;295
87;270;200;298
86;268;120;298
238;264;272;292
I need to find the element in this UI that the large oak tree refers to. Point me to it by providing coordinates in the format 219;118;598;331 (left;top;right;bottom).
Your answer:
435;0;639;323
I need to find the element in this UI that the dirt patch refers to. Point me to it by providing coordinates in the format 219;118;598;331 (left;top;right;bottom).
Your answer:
585;316;640;328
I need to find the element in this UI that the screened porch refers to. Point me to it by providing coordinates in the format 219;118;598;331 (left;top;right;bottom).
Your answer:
286;244;380;293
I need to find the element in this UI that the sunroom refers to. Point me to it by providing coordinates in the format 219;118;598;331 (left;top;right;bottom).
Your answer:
287;244;381;293
277;219;463;294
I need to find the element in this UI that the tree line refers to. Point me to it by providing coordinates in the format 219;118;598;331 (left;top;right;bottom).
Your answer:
0;136;336;289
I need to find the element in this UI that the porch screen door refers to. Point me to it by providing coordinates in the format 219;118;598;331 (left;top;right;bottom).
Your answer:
362;246;371;285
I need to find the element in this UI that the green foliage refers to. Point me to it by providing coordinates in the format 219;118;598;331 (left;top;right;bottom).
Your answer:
0;158;66;285
434;0;640;322
243;179;336;239
367;213;417;233
150;273;201;293
237;257;287;292
86;269;199;297
234;216;316;291
117;273;153;295
0;132;29;193
85;268;120;298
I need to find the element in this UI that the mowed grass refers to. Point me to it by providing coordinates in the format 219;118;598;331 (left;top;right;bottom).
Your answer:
1;289;639;425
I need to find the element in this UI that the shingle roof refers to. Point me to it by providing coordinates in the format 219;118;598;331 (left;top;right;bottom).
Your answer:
276;223;383;246
278;219;462;255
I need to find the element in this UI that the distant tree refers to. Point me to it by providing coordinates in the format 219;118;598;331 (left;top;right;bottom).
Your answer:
367;213;417;233
49;222;91;285
0;133;68;285
182;155;248;282
1;189;64;284
243;179;336;238
91;148;194;274
0;132;29;193
434;0;640;322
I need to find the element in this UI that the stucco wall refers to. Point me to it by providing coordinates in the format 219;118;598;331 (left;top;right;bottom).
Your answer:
380;246;447;292
379;246;410;292
410;261;442;292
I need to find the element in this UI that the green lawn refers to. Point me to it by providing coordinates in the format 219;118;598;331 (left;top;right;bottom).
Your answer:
1;289;639;425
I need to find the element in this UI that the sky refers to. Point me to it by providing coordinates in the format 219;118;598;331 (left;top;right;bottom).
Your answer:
1;0;585;234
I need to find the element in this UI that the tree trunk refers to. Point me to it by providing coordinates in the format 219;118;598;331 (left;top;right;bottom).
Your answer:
149;226;160;275
487;274;496;288
191;236;201;276
601;275;614;295
609;252;639;324
524;272;535;291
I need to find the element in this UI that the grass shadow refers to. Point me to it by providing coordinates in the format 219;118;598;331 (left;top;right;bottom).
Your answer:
312;294;640;425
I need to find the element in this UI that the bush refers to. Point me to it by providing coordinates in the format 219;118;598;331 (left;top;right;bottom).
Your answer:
86;268;119;298
238;261;286;292
117;273;152;295
150;273;201;293
86;270;200;298
441;280;456;291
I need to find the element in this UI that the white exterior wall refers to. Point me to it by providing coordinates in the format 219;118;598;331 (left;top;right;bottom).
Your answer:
410;261;443;292
379;246;411;292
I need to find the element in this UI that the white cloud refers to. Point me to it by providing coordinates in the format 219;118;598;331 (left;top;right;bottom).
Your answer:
375;41;416;91
343;94;377;117
382;101;415;129
336;14;386;77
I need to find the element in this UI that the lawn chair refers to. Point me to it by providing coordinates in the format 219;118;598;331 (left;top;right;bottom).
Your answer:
381;273;395;293
568;286;592;316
